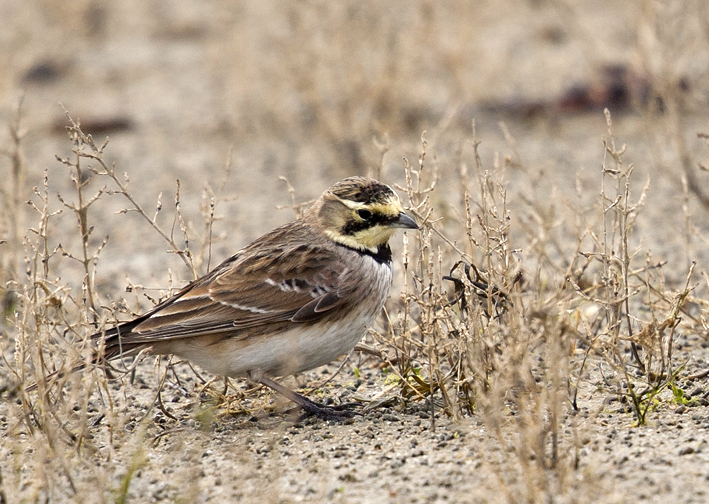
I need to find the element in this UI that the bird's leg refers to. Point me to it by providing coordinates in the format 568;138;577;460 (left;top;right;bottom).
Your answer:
248;371;360;421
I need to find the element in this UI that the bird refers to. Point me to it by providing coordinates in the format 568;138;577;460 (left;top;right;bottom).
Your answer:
48;177;418;420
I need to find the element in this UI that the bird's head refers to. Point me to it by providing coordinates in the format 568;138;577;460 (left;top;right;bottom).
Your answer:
309;177;419;253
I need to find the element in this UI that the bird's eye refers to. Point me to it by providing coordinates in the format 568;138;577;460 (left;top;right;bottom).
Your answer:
357;209;372;220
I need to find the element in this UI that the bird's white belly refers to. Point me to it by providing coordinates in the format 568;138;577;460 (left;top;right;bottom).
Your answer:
223;312;373;376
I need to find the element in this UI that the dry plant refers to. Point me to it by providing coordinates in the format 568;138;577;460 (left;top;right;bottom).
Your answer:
0;112;233;501
569;110;700;425
0;107;705;503
366;129;581;501
364;111;705;501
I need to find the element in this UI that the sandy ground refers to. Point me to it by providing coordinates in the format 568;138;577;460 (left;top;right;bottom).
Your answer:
2;1;709;503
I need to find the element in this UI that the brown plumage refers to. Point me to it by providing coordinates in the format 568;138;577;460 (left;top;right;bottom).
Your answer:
66;177;418;419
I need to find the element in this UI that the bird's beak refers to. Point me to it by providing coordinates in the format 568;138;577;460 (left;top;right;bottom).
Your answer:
390;212;419;230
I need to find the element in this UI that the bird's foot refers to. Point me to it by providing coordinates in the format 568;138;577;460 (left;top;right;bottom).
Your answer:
252;372;362;422
296;398;362;422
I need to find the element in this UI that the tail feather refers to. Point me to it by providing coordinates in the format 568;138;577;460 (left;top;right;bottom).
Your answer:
25;281;195;393
25;319;150;393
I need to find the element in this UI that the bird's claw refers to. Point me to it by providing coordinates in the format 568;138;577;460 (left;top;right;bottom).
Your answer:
297;400;362;422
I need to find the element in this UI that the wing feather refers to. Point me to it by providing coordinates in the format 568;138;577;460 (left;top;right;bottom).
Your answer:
101;222;351;344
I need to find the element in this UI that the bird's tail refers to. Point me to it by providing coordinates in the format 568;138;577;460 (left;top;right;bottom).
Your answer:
24;321;148;393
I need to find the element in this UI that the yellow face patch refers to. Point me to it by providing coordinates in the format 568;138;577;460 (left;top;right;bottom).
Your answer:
323;197;406;253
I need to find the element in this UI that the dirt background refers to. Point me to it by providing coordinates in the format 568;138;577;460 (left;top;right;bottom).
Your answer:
2;1;709;503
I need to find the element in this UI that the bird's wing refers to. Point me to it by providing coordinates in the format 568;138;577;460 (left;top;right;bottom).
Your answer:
109;234;352;343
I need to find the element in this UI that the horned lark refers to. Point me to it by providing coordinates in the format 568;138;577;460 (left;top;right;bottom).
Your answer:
72;177;417;419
